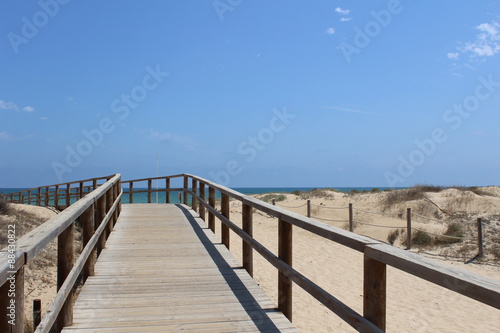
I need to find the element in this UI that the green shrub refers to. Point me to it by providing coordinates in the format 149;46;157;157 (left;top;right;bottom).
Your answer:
259;194;286;203
412;230;433;247
387;229;400;245
291;190;302;196
435;223;464;245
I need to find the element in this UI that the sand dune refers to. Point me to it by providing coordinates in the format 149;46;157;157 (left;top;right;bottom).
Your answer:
3;187;500;332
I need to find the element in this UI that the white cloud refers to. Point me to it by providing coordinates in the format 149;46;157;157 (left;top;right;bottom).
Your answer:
325;27;335;35
340;17;352;22
335;7;350;15
451;20;500;60
0;100;18;110
0;99;36;112
149;130;196;149
0;132;12;141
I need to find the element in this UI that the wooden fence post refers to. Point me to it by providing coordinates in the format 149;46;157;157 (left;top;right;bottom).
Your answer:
148;179;152;203
242;203;253;277
209;187;216;232
45;187;50;206
349;203;353;232
307;200;311;218
57;224;74;330
166;178;171;203
82;204;96;281
272;199;276;206
183;176;189;205
37;188;41;206
129;182;134;204
192;179;198;212
0;267;25;333
27;190;31;205
278;218;293;321
363;255;386;330
66;183;71;207
79;182;84;199
106;188;113;239
96;195;106;256
407;208;412;250
199;182;205;221
55;185;60;208
221;193;230;249
33;299;42;330
477;218;483;257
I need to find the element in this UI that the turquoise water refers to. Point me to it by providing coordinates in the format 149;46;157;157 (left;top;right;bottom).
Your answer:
2;186;396;205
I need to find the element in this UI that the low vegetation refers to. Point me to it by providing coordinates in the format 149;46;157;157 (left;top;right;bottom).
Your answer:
0;193;9;215
383;184;493;209
258;193;287;203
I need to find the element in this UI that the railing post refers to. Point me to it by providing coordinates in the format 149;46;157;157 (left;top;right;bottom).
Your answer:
27;190;31;205
93;179;98;190
349;203;353;232
106;187;113;238
148;179;152;203
79;182;84;199
37;188;41;206
57;223;74;330
242;203;253;277
66;183;71;207
209;187;216;232
192;179;198;212
477;218;483;257
45;187;49;206
0;267;25;333
33;299;42;330
183;176;189;205
199;182;205;221
96;195;106;256
278;218;293;321
166;178;171;203
82;203;96;281
129;182;134;204
55;185;60;208
272;199;276;206
221;193;230;249
307;200;311;218
363;255;386;331
407;208;412;250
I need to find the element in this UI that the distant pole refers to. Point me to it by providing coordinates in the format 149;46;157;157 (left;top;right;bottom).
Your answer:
155;153;158;203
477;218;483;257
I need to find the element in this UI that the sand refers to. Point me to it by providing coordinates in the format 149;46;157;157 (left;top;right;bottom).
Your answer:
5;188;500;332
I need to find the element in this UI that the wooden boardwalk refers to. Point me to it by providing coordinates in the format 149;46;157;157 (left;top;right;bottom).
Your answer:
61;204;297;332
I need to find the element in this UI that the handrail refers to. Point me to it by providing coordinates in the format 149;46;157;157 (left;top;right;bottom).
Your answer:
0;174;122;333
176;174;500;332
4;174;115;208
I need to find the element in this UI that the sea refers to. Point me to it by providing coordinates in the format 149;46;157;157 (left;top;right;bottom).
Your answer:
1;187;394;205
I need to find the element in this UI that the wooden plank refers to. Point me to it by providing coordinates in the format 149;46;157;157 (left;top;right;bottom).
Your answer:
365;243;500;310
242;203;253;277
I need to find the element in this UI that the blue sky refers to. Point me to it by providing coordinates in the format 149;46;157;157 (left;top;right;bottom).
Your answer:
1;0;499;188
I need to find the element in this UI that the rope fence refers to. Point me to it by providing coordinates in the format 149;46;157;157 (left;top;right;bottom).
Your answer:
269;198;489;256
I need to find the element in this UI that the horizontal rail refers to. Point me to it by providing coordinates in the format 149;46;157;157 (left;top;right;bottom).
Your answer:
35;190;123;332
177;174;500;332
1;174;122;332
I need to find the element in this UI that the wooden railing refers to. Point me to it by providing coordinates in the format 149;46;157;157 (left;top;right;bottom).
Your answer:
169;174;498;332
4;175;115;210
0;174;122;333
121;175;185;204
